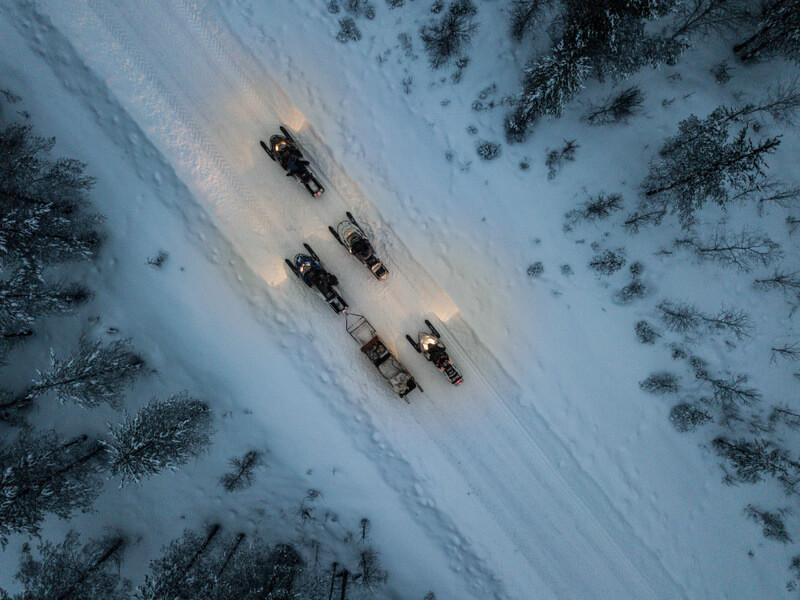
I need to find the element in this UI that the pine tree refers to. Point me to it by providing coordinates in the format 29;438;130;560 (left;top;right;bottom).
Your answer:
713;437;800;493
734;0;800;63
10;337;145;412
505;41;589;141
105;392;213;485
0;123;101;269
508;0;554;41
0;267;91;340
219;450;264;492
5;531;130;600
0;431;104;546
420;0;478;69
640;110;781;227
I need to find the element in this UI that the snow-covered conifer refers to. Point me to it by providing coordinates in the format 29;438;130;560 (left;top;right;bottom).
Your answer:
6;531;130;600
508;0;554;41
734;0;800;63
21;337;145;410
0;123;101;269
635;320;660;344
105;392;213;485
0;431;104;546
640;110;781;227
0;267;91;341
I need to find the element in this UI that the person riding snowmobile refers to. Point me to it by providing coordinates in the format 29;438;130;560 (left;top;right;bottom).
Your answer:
350;236;373;262
297;257;338;298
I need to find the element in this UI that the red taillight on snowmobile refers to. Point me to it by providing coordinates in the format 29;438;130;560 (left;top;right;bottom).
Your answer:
454;378;463;385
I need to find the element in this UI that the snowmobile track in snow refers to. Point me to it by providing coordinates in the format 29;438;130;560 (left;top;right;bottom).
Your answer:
13;0;689;598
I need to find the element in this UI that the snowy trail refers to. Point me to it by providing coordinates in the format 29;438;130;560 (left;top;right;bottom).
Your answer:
16;0;688;597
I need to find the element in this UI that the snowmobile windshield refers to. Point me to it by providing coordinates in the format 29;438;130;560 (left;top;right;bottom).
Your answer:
419;333;440;353
273;139;289;154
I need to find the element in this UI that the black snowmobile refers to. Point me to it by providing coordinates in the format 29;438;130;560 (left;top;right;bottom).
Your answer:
329;212;388;280
406;320;463;386
285;244;348;314
260;126;324;197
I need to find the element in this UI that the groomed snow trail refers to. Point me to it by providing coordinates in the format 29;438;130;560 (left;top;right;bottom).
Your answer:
12;1;688;597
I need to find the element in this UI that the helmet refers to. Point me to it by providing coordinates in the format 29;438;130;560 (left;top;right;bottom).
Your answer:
351;238;373;261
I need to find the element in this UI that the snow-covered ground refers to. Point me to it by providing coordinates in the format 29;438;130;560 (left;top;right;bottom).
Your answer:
1;0;797;598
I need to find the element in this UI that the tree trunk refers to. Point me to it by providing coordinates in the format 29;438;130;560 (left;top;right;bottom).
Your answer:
215;532;245;579
339;570;349;600
328;562;338;600
56;537;125;600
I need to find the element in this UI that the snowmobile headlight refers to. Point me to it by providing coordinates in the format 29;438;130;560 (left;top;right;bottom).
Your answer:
420;337;437;352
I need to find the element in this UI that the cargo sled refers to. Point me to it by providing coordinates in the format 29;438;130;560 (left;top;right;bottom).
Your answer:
346;314;421;400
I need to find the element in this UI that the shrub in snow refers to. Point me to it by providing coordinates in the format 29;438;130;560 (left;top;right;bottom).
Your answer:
527;261;544;278
328;0;340;13
431;0;444;13
476;140;500;160
545;139;579;179
584;86;645;125
386;0;405;6
684;228;782;273
219;450;264;492
420;0;478;69
8;531;129;600
615;279;646;303
635;320;659;344
565;192;622;225
105;392;213;485
754;268;800;294
669;403;711;432
20;337;145;411
639;372;680;395
560;264;572;276
711;61;731;84
147;250;169;269
337;17;361;43
745;505;792;544
629;261;644;277
0;431;104;545
344;0;375;19
713;437;799;494
587;248;626;276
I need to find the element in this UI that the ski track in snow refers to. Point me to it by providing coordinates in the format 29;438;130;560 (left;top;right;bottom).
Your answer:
6;1;690;598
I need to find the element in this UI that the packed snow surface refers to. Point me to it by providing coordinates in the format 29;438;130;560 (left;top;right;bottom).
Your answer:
1;0;796;598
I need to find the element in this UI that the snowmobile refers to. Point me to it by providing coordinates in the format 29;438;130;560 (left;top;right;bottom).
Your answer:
406;320;463;386
285;244;348;314
329;212;389;280
260;126;324;197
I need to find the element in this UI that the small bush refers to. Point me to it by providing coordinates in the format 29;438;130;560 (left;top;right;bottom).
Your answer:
386;0;404;6
640;372;680;394
328;0;341;13
337;17;361;43
584;87;645;125
545;139;578;179
147;250;169;269
588;248;626;276
669;403;711;432
420;0;478;69
527;262;544;277
615;280;646;303
711;61;731;84
635;321;659;344
560;264;572;276
476;140;501;160
745;505;792;543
